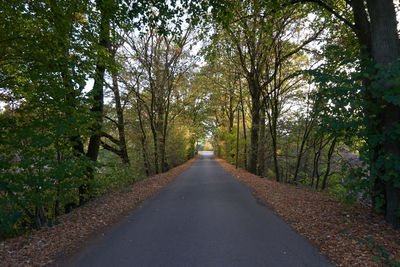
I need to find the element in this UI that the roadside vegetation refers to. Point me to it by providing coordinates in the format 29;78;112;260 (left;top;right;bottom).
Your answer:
0;0;208;239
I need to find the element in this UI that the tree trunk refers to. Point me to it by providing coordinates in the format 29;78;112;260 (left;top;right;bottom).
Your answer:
314;140;323;189
34;206;47;230
257;103;266;176
80;0;111;204
293;119;314;183
228;89;235;132
236;104;240;168
247;76;261;174
85;70;105;164
102;62;130;164
321;137;337;190
160;84;172;172
266;97;280;182
137;102;151;176
111;65;129;164
155;99;168;172
240;85;248;169
151;123;159;174
310;137;321;188
86;10;110;163
366;0;400;228
160;114;168;172
385;184;400;228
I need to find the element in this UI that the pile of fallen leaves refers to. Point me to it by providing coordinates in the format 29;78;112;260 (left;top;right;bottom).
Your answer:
0;157;197;266
217;158;400;266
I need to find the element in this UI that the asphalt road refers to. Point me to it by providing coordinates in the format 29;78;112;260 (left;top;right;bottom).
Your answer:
68;152;333;267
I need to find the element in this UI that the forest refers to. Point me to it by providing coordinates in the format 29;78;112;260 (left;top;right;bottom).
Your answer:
1;0;400;242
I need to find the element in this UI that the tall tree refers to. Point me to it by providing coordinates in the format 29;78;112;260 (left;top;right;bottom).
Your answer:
293;0;400;227
80;0;116;204
210;0;321;174
125;27;191;173
101;38;130;165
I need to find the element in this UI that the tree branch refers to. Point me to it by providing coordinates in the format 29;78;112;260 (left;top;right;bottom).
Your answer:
288;0;356;31
105;115;118;126
101;141;122;156
101;131;120;145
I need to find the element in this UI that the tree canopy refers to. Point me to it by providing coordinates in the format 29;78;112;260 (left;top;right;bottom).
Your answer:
1;0;400;240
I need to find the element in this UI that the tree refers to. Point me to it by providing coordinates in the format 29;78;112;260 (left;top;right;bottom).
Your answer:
0;0;96;234
0;0;188;237
209;0;321;174
293;0;400;228
101;35;130;165
124;25;192;173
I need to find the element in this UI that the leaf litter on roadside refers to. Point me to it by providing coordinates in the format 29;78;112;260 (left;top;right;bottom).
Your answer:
0;157;197;267
217;158;400;267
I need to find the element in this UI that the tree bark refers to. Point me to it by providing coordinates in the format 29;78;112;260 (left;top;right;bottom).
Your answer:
266;95;280;182
366;0;400;228
240;86;248;169
86;11;110;162
111;63;129;164
160;80;173;172
34;206;47;230
236;104;240;168
81;0;112;204
257;103;266;176
151;122;159;174
137;102;151;176
102;58;129;164
321;137;337;190
314;139;323;189
293;118;314;183
247;75;261;174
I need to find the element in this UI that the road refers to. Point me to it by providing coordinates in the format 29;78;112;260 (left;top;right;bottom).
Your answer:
68;152;333;267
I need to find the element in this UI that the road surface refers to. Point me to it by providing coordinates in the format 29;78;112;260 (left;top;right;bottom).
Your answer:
67;152;333;267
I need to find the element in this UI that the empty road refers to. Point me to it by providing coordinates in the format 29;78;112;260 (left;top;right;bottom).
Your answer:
67;152;332;267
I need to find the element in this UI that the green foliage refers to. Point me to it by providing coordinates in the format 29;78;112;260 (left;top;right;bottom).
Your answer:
0;0;97;238
311;45;400;216
0;0;206;240
93;162;140;194
0;102;92;238
166;125;192;168
359;237;400;266
2;0;398;242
